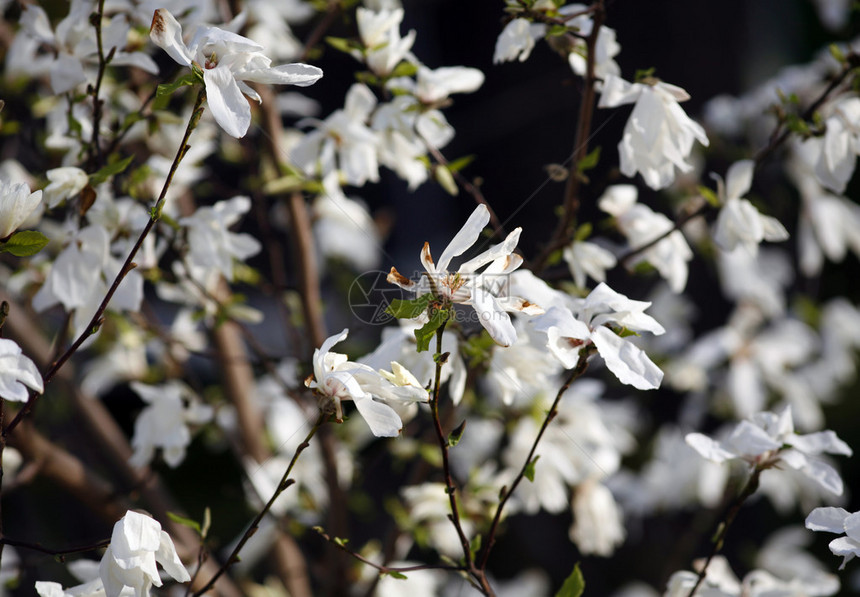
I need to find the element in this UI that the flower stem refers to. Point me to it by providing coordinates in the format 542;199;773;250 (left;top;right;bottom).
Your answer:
193;411;328;596
479;348;591;571
685;467;762;597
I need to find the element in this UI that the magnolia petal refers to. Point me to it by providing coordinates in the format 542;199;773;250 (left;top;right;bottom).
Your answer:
845;512;860;542
149;9;194;67
387;266;415;290
353;396;403;437
790;430;853;456
806;506;851;533
204;65;251;138
241;63;323;87
436;204;490;272
685;432;735;463
471;285;516;347
725;159;754;200
591;325;663;390
760;214;790;242
459;227;522;273
598;74;641;108
828;537;860;569
156;530;191;582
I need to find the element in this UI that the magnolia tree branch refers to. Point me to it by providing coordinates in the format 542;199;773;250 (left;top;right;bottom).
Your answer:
0;537;111;559
685;467;763;597
478;348;591;571
428;319;493;595
86;0;109;168
532;0;605;273
3;87;208;437
193;413;327;596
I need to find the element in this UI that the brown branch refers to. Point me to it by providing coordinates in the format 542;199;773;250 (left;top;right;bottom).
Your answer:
3;88;208;437
478;349;591;571
532;0;605;274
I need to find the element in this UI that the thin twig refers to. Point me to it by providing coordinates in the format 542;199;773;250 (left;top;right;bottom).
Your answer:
0;537;110;560
3;88;207;437
192;412;327;596
685;467;762;597
532;0;605;273
478;349;591;571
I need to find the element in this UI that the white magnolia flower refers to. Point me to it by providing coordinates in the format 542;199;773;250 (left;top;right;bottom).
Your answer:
305;329;427;437
493;18;538;63
355;7;416;76
0;338;44;402
312;173;381;270
686;406;852;495
598;74;709;190
291;83;380;186
533;282;665;390
43;166;88;208
387;204;539;347
0;179;42;239
33;224;144;337
99;510;190;597
803;96;860;194
712;160;789;255
599;184;693;293
179;196;261;281
129;381;212;469
563;239;617;289
806;507;860;569
149;8;322;138
569;479;625;556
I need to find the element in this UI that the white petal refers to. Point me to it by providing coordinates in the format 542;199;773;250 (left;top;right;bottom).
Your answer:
352;396;403;437
149;9;194;67
845;512;860;542
806;506;851;533
240;63;323;87
156;530;191;582
591;325;663;390
436;204;490;272
725;159;754;200
598;74;641;108
204;65;251;138
685;432;736;463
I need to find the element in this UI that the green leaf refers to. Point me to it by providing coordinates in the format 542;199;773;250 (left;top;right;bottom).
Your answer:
390;61;419;78
333;536;349;547
829;43;846;64
434;166;459;196
447;420;467;447
469;533;482;559
386;294;432;319
447;155;475;173
574;222;593;242
524;455;540;482
555;563;585;597
384;571;408;580
154;73;198;109
634;67;656;82
414;307;448;352
325;36;355;54
166;511;202;535
90;155;134;186
699;184;720;207
576;146;601;173
0;230;49;257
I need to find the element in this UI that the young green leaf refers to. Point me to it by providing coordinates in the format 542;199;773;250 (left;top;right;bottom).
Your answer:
555;563;585;597
166;511;202;536
90;155;134;186
0;230;49;257
524;455;540;482
414;307;448;352
448;420;467;447
386;294;432;319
